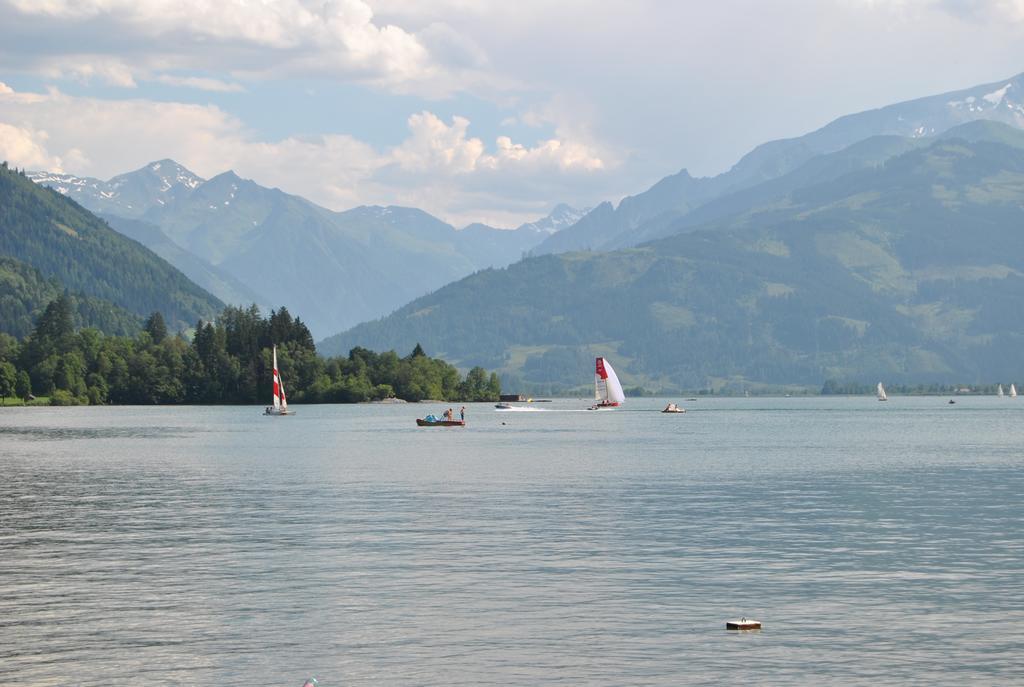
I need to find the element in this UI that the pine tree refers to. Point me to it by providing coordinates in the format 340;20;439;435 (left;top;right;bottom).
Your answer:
144;311;168;344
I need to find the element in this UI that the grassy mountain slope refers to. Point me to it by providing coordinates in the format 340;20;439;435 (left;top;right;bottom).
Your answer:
321;134;1024;390
0;164;223;332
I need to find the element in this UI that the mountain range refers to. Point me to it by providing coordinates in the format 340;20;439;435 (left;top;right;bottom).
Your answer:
320;114;1024;390
30;163;586;338
531;72;1024;256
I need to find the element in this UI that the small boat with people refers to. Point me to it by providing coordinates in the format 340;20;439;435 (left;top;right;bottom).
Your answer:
662;403;685;413
264;345;293;416
417;407;465;426
589;357;626;409
416;417;465;427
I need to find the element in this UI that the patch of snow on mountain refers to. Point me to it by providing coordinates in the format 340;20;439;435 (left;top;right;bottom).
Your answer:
948;94;988;113
983;84;1012;106
515;204;590;235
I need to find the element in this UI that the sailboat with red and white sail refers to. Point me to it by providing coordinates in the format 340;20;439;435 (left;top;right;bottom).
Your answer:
264;345;293;416
591;357;626;409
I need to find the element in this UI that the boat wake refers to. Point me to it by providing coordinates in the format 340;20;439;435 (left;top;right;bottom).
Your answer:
495;406;546;412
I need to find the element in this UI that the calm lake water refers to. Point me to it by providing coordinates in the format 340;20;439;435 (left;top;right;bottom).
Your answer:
1;397;1022;685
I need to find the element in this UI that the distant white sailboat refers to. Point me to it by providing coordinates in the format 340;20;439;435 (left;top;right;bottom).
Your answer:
877;382;888;402
592;357;626;408
264;345;292;416
1011;384;1018;398
998;384;1005;397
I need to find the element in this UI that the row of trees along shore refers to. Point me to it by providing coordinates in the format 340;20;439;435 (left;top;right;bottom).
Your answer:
0;295;501;405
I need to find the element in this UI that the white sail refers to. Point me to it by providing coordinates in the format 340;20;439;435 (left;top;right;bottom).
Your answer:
595;357;626;405
1011;384;1018;398
279;370;288;412
877;382;887;401
998;384;1004;397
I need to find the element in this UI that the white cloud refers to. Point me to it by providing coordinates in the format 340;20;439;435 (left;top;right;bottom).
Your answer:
0;122;61;170
2;0;483;96
155;75;245;93
843;0;1024;21
39;57;138;87
0;84;612;226
393;111;605;176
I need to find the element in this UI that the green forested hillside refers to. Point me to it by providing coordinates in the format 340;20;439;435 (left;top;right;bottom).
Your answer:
0;256;141;339
321;133;1024;391
0;163;222;331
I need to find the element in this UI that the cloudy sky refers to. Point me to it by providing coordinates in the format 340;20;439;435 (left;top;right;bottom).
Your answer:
0;0;1022;227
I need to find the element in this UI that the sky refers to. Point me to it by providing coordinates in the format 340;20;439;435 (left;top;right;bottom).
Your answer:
0;0;1023;228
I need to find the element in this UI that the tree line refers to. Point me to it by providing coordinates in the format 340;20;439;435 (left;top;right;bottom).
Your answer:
0;295;501;405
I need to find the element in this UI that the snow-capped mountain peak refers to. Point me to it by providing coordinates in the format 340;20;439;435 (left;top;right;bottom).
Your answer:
30;159;205;219
516;203;590;235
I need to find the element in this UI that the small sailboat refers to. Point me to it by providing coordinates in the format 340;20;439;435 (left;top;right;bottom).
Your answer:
1011;384;1018;398
264;345;292;416
877;382;888;402
998;384;1005;397
591;357;626;408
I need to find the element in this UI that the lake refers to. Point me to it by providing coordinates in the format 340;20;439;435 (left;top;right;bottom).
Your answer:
1;397;1021;685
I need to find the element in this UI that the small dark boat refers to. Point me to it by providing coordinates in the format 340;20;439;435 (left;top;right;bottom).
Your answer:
416;418;465;427
726;617;762;631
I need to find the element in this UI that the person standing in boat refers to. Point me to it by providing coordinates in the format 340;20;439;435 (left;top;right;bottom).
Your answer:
460;406;465;422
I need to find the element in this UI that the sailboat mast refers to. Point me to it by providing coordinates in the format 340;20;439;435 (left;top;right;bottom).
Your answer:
272;345;281;410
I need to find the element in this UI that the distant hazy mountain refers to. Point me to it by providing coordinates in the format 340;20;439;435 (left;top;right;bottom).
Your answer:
0;164;222;333
32;163;581;338
99;213;266;309
532;72;1024;256
320;126;1024;390
459;204;590;268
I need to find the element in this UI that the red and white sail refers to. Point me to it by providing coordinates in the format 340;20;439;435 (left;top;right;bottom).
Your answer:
272;345;288;412
594;357;626;406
